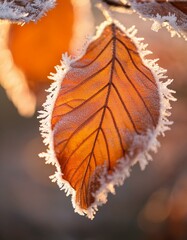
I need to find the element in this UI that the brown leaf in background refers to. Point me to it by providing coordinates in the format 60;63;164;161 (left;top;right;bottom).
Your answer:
130;1;187;40
45;21;162;218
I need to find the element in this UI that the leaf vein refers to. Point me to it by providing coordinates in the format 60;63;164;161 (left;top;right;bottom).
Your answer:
115;57;156;126
116;37;156;86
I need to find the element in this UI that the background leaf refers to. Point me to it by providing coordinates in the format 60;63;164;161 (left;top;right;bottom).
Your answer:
130;1;187;40
0;0;94;117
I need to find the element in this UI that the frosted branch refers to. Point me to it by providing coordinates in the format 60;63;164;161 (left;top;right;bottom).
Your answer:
0;0;56;23
130;0;187;40
102;0;131;8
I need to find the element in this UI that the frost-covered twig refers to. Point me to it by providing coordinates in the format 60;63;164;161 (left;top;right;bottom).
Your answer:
102;0;131;8
0;0;56;23
130;0;187;40
102;0;187;40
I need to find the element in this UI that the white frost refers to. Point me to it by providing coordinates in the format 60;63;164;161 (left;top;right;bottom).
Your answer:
0;0;56;23
130;1;187;41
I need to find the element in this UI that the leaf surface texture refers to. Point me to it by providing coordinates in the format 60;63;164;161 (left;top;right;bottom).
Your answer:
51;22;160;214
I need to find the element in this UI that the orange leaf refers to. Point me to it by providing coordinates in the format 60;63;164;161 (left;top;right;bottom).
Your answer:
39;21;175;219
0;0;73;117
8;0;74;93
0;0;55;23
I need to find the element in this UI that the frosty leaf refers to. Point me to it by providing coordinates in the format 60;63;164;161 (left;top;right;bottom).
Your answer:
39;20;175;219
0;0;55;23
130;0;187;40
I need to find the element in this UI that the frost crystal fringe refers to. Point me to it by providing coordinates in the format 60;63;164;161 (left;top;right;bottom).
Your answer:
0;0;56;23
130;1;187;41
39;19;176;219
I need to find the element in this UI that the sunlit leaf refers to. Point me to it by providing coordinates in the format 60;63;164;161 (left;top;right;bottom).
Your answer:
39;20;175;219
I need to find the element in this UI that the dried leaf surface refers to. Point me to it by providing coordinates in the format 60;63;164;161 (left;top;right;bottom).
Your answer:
40;21;175;219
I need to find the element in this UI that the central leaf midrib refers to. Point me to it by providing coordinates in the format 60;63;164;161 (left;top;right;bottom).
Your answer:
79;25;117;202
79;24;116;208
88;24;116;165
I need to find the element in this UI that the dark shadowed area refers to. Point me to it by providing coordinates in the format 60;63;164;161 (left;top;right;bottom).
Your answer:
0;6;187;240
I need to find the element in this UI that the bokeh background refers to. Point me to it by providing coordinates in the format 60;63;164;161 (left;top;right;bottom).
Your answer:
0;1;187;239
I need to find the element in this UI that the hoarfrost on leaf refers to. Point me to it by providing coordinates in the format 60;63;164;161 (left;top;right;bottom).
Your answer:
39;17;176;219
130;1;187;40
